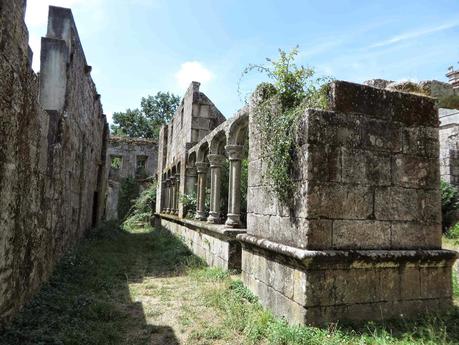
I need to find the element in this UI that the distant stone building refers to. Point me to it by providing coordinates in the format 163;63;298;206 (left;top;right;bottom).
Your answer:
105;137;158;220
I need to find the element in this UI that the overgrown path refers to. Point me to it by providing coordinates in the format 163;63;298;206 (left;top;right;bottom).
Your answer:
1;224;458;345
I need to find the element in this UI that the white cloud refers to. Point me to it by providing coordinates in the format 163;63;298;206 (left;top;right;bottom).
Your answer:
25;0;83;27
175;61;214;90
369;20;459;49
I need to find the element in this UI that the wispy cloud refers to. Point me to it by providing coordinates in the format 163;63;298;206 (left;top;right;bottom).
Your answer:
369;20;459;48
175;61;214;90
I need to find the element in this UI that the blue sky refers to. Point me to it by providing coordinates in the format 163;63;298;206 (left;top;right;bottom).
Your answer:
26;0;459;123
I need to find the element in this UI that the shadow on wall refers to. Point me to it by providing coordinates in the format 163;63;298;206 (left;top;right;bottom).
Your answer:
0;223;192;345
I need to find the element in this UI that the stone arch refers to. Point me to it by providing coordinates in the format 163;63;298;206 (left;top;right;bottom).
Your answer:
209;130;227;155
228;112;249;146
197;142;209;163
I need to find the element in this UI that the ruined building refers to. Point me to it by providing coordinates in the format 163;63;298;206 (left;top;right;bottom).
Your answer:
0;2;108;323
105;137;157;220
155;80;458;324
0;0;457;328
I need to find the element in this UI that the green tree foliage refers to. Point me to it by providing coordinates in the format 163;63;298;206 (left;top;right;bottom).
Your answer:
438;95;459;109
111;92;180;139
440;179;459;232
241;47;332;205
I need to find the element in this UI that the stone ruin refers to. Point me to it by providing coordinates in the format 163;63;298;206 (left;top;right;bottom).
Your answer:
0;2;107;324
105;136;158;220
155;80;458;324
0;0;458;327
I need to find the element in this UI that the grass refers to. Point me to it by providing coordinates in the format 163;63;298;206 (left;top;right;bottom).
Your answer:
0;223;458;345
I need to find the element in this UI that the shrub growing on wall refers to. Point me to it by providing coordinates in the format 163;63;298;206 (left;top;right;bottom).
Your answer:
441;179;459;232
123;180;157;229
117;177;140;222
240;47;332;205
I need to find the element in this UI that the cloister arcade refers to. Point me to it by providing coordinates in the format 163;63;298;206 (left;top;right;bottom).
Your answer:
159;108;249;228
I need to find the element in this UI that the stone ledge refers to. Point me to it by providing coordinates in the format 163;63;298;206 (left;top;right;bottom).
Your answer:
238;233;458;268
157;213;246;240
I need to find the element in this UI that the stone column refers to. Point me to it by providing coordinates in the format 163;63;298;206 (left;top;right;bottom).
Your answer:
161;179;167;212
195;161;209;221
170;176;176;215
165;178;171;213
225;145;243;227
185;165;197;195
174;172;180;216
207;154;226;223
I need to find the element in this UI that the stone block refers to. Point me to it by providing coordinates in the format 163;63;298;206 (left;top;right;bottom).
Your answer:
308;183;373;219
374;187;418;221
391;222;441;249
392;154;439;189
402;127;439;158
341;148;391;186
333;220;391;249
361;118;402;152
305;110;361;148
420;267;452;299
329;80;438;127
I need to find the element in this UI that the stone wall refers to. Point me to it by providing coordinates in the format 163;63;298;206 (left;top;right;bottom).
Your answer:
0;2;107;324
105;137;157;220
155;82;226;217
239;81;457;325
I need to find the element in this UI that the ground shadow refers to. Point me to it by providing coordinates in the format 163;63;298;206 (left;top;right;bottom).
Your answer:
0;223;197;345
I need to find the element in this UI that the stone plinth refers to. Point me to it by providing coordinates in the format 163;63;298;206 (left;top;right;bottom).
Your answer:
241;80;458;325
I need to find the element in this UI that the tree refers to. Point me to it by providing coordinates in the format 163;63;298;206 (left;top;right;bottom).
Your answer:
111;91;180;139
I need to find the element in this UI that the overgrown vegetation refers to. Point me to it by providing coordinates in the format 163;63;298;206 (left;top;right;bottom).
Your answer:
123;180;156;230
117;177;140;222
241;47;332;205
2;221;458;345
441;179;459;232
180;192;197;219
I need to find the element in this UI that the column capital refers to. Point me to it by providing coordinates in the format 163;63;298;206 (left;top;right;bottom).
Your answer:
186;165;197;177
225;145;243;160
207;154;226;167
170;175;176;182
195;161;209;173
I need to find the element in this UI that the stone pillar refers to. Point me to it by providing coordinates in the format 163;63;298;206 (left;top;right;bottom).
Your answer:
164;178;171;213
207;154;226;223
174;172;180;216
185;165;197;195
195;162;209;221
225;145;243;227
170;176;176;215
161;180;167;213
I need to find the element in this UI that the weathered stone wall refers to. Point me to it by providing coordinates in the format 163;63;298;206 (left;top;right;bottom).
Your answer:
439;109;459;187
159;215;243;270
239;81;456;325
0;2;107;324
105;137;157;220
155;82;225;216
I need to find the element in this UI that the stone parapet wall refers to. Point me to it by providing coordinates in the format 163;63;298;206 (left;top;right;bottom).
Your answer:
157;215;244;270
0;1;107;324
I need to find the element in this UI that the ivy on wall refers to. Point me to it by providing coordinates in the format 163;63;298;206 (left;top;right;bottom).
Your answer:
241;47;332;205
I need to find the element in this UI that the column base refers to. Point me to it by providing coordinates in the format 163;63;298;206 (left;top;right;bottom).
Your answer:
225;213;241;227
195;211;207;221
207;212;220;224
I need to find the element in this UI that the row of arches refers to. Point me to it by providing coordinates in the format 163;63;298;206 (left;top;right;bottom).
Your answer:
160;109;249;227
